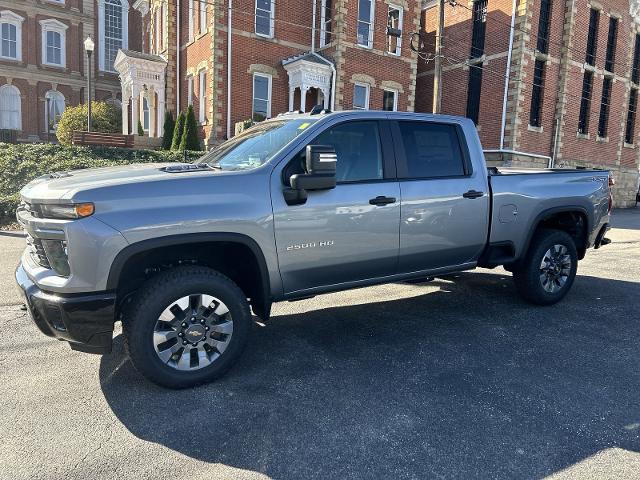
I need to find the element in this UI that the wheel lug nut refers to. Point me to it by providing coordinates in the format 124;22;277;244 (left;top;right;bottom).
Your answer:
178;332;183;337
191;317;196;322
192;343;198;347
200;319;205;324
182;322;188;328
205;326;209;331
182;340;187;345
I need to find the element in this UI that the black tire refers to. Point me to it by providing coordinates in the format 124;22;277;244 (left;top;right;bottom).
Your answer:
123;266;252;389
512;229;578;306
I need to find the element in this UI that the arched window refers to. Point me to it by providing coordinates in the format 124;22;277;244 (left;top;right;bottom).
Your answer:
45;90;65;133
40;19;68;67
0;10;25;61
0;84;21;130
99;0;129;72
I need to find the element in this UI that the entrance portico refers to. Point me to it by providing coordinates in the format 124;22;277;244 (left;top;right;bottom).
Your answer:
283;53;333;112
114;49;167;137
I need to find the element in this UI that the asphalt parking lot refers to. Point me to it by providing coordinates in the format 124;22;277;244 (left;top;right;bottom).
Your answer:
1;210;639;479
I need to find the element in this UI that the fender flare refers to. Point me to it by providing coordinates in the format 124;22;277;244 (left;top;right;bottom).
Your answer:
106;232;272;318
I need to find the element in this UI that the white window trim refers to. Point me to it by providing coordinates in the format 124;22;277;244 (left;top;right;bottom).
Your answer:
0;10;24;62
44;90;65;133
98;0;130;72
252;73;272;120
187;75;194;106
387;4;403;56
357;0;375;49
199;0;207;33
188;0;194;40
255;0;275;39
40;19;68;68
383;88;398;111
353;82;370;110
198;69;207;124
320;0;331;47
0;84;22;130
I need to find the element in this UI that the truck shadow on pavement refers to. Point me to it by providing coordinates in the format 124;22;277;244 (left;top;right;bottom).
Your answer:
99;272;640;479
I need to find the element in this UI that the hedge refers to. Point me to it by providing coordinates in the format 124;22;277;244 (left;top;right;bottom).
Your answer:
0;143;201;226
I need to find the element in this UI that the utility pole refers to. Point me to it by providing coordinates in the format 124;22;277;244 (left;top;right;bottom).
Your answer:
433;0;445;114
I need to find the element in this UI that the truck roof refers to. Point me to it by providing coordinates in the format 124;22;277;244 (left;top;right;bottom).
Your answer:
271;110;474;125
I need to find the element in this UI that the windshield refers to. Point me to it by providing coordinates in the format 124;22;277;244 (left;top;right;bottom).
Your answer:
198;119;317;171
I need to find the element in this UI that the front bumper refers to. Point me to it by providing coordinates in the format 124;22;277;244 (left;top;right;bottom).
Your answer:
15;264;116;354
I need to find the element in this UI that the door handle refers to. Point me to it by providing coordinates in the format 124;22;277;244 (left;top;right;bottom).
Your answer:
462;190;484;199
369;196;396;206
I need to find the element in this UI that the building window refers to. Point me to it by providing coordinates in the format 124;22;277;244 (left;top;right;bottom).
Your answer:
199;70;207;124
604;17;618;73
40;19;68;67
142;96;150;132
382;89;397;111
199;0;207;33
252;73;271;122
0;11;24;61
187;75;194;106
353;83;369;110
387;5;403;55
188;0;194;40
625;88;638;144
597;77;612;138
530;59;545;127
466;66;482;124
0;84;21;130
255;0;274;38
585;8;599;66
100;0;128;72
578;71;593;134
632;34;640;85
45;90;65;133
536;0;552;54
320;0;332;47
357;0;374;48
470;0;487;59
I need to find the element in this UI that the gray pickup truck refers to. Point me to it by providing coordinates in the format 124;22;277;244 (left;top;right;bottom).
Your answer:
15;111;612;388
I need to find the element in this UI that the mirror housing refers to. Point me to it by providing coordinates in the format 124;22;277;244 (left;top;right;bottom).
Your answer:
290;145;337;191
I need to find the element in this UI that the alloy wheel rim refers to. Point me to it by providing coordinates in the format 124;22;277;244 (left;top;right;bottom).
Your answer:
152;294;233;371
539;244;572;294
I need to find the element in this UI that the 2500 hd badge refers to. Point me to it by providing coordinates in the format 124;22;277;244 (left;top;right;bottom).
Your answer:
286;240;335;251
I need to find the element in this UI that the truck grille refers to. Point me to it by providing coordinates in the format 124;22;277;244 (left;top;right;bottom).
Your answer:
26;235;51;269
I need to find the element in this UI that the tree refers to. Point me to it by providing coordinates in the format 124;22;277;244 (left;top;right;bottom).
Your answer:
179;105;202;151
137;120;144;136
171;111;185;150
161;111;175;150
55;102;121;146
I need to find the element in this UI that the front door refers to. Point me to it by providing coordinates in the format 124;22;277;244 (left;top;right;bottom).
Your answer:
392;120;489;273
272;120;401;295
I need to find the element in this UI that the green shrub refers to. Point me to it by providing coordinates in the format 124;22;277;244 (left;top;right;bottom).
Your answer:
0;143;201;225
137;120;144;136
161;111;175;150
180;105;202;151
56;102;121;146
171;111;185;150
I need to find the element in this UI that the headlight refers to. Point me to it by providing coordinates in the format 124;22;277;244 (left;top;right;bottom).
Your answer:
38;203;94;219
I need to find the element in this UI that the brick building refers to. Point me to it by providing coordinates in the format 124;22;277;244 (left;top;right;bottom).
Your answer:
418;0;640;206
118;0;421;144
0;0;142;141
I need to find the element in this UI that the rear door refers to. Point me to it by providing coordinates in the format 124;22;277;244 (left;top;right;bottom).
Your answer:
391;119;489;273
272;120;401;294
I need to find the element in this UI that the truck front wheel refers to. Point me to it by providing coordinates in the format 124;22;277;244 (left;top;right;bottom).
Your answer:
123;266;252;388
512;229;578;305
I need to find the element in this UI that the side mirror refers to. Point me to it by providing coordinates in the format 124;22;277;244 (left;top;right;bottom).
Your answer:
291;145;337;191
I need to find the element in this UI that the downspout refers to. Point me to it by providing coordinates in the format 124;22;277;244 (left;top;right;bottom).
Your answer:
176;0;181;112
311;0;317;53
226;0;232;138
499;0;517;150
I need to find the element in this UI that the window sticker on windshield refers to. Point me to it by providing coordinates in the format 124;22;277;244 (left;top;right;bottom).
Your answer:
298;122;311;130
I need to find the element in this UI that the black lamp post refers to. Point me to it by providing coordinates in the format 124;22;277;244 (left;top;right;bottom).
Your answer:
84;35;95;132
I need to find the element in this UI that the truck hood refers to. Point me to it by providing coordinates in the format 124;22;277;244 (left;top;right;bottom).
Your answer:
20;163;215;203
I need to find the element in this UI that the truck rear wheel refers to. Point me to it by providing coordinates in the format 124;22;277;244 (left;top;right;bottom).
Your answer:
512;229;578;305
123;266;252;388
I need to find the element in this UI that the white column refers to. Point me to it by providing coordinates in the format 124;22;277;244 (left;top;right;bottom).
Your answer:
157;90;165;138
131;87;140;134
322;88;330;109
300;86;308;112
122;97;130;135
148;91;157;138
288;86;295;112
